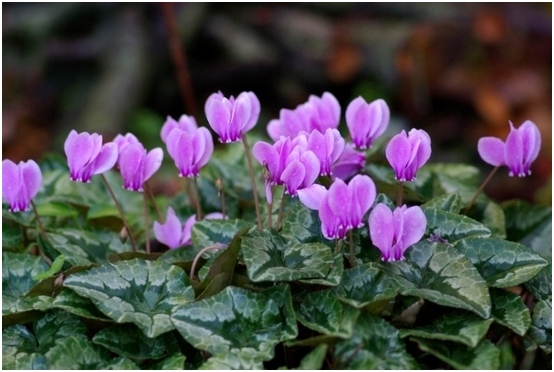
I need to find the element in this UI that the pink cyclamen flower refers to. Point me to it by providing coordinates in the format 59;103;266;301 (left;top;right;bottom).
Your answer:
385;128;431;182
478;120;541;177
64;130;118;183
166;127;214;178
2;159;42;212
331;144;366;181
304;128;345;176
299;175;376;240
160;114;198;143
205;91;260;143
153;207;225;249
267;92;341;141
369;203;427;262
346;97;390;149
113;134;163;192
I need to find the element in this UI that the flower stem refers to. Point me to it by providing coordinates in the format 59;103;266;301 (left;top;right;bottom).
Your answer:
349;230;355;268
101;174;137;252
464;166;500;215
190;244;227;281
334;239;340;254
241;133;262;230
276;188;287;231
30;200;53;266
266;186;274;229
143;192;151;254
192;177;203;220
396;180;403;207
144;181;163;222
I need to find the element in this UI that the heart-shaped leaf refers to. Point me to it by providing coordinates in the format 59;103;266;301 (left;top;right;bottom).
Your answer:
149;352;186;370
410;338;500;369
295;289;360;338
333;262;398;311
171;284;297;360
242;229;337;283
422;208;491;243
53;289;111;321
502;200;551;242
44;335;112;369
296;344;328;370
490;288;531;336
92;324;168;360
386;241;491;318
2;325;48;370
422;193;462;213
33;310;87;353
333;313;418;369
280;200;331;246
525;264;552;301
199;351;264;370
63;259;195;337
454;237;548;288
399;311;493;347
192;219;252;251
527;299;552;354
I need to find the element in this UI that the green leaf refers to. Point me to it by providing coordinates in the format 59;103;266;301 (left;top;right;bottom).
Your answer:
35;202;79;218
33;255;65;281
454;237;548;288
86;203;120;220
2;325;48;370
297;344;328;370
2;252;53;322
481;201;507;239
63;259;195;337
525;264;552;301
280;200;331;246
333;262;398;312
334;313;418;369
422;208;491;243
410;338;500;369
295;289;360;338
101;357;140;370
502;200;551;242
52;289;111;322
427;163;481;204
44;335;112;369
365;164;427;203
2;220;24;250
528;299;552;354
46;228;132;266
490;288;531;336
171;285;298;360
520;218;552;263
399;312;493;347
242;229;337;283
199;351;264;370
149;353;186;370
192;219;252;251
422;193;463;213
33;310;87;353
92;324;168;360
386;241;491;318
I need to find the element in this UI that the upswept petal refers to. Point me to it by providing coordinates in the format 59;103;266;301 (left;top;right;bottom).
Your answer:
161;115;198;143
410;129;432;168
519;120;541;171
317;92;341;129
370;99;390;139
297;184;327;210
327;179;351;223
319;199;339;239
345;96;366;146
119;143;145;189
143;148;164;182
505;124;524;176
2;160;21;205
253;141;279;177
113;133;139;152
385;131;411;180
299;151;320;188
477;137;506;167
267;119;283;142
349;175;376;224
205;97;231;142
65;131;95;179
281;160;306;196
368;203;394;261
153;207;183;249
331;144;365;181
401;206;427;250
195;127;214;170
89;143;118;177
181;215;197;246
242;91;260;132
327;129;346;167
228;94;251;142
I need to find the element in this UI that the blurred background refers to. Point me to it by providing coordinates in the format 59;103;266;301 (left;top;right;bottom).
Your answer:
2;2;551;204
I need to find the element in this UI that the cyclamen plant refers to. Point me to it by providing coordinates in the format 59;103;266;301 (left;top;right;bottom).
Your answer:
2;91;550;370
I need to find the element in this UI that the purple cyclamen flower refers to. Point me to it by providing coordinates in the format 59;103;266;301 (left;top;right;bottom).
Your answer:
166;127;214;178
267;92;341;141
205;91;260;143
368;203;427;262
153;207;225;249
477;120;541;177
346;97;390;149
303;128;345;176
160;114;198;143
2;159;42;212
385;128;431;182
113;134;163;192
331;144;366;181
64;130;118;183
298;175;376;240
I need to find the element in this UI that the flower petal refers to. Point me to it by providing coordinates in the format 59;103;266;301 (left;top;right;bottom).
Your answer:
368;203;394;261
253;141;279;177
401;206;427;250
153;207;183;249
90;143;118;176
297;184;327;210
281;160;306;195
242;92;260;133
119;143;145;190
205;95;231;142
505;125;524;176
143;148;164;183
181;214;197;246
349;174;376;221
385;131;411;180
519;120;541;173
477;137;506;167
64;130;95;180
2;160;21;209
195;127;214;170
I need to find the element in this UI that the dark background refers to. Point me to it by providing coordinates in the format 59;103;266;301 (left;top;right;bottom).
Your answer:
2;2;551;204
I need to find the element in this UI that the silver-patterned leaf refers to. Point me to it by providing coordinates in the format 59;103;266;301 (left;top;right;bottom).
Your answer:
528;299;552;354
411;338;500;369
490;288;531;336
